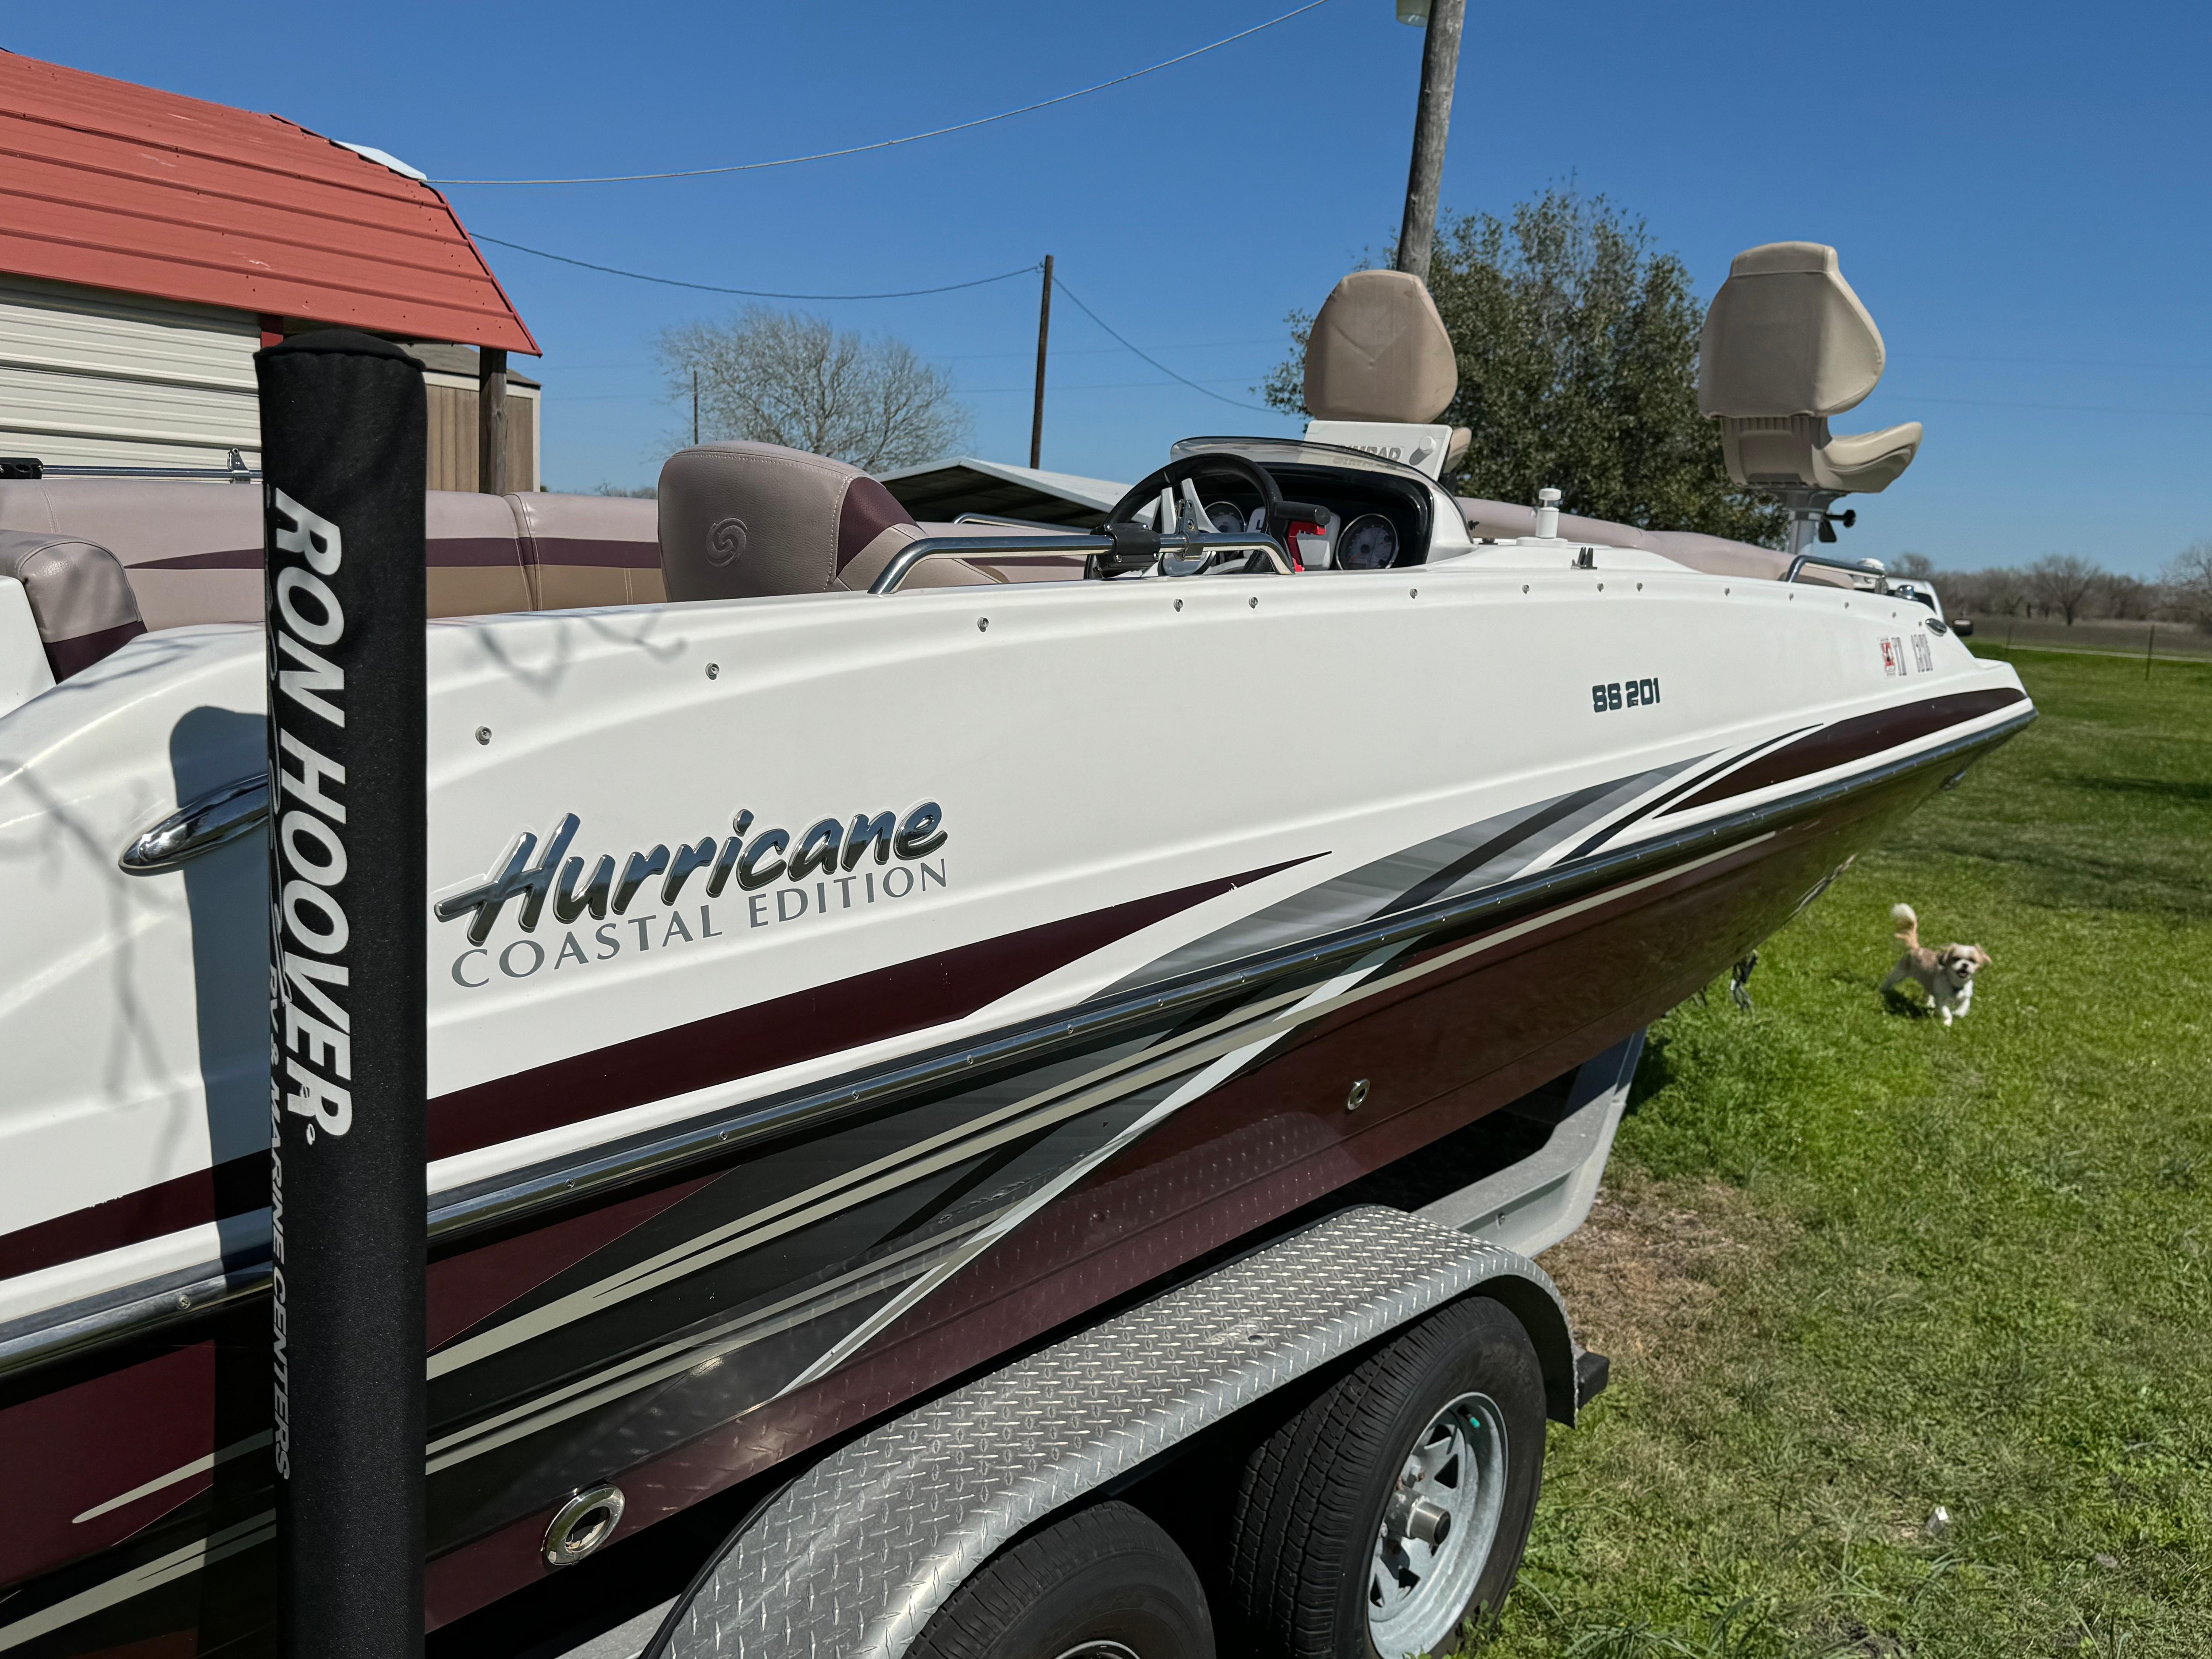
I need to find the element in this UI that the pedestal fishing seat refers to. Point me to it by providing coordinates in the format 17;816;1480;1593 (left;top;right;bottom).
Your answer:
1698;242;1922;556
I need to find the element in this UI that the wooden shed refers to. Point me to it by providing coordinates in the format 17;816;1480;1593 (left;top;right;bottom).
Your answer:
406;345;542;493
0;49;540;489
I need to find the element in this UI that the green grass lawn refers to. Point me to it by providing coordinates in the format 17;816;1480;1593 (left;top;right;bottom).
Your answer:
1483;646;2212;1658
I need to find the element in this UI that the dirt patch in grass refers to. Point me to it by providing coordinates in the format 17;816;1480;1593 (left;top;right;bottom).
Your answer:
1542;1171;1792;1379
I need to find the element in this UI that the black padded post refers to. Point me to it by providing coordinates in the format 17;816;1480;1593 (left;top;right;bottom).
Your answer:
257;331;428;1659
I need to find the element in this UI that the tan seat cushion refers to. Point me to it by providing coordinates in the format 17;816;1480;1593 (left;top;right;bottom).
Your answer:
0;479;673;626
1698;242;1884;421
507;492;665;610
424;491;533;618
0;529;146;678
0;478;264;631
659;442;994;600
1304;270;1458;425
1815;421;1922;493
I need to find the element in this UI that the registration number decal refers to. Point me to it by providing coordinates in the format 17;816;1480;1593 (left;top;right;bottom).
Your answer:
1592;677;1661;713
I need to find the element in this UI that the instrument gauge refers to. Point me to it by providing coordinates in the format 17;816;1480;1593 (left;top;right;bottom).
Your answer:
1204;501;1250;533
1337;513;1399;570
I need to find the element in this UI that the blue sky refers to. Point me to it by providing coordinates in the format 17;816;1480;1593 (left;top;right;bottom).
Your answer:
16;2;2211;574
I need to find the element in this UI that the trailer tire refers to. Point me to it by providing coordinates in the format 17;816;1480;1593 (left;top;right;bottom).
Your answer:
909;1498;1214;1659
1226;1295;1546;1658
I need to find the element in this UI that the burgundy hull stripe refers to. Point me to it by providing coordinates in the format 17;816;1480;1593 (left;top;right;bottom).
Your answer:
424;860;1312;1161
1663;689;2026;816
1565;729;1813;861
0;862;1306;1276
426;1172;717;1352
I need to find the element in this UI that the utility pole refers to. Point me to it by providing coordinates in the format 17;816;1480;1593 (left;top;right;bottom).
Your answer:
476;345;508;494
1394;0;1466;285
692;368;700;446
1030;254;1054;471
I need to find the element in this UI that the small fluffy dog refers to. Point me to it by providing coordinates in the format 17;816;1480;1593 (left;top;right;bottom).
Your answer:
1881;903;1991;1026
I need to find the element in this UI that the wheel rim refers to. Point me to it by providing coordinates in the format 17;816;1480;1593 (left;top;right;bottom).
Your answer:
1365;1390;1509;1658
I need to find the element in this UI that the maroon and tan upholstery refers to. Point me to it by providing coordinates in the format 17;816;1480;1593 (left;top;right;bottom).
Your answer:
0;529;146;680
0;479;668;644
425;491;534;618
0;479;266;632
509;493;665;609
658;442;997;601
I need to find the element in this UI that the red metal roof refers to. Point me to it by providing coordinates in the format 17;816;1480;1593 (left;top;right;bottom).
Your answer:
0;51;538;354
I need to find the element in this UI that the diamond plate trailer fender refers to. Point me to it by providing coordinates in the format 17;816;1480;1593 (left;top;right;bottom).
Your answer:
646;1204;1587;1659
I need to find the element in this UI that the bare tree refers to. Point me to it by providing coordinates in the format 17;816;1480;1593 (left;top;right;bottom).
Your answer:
1887;551;1936;579
2027;553;2101;625
1974;567;2027;617
2099;571;2157;620
2165;540;2212;632
658;307;970;473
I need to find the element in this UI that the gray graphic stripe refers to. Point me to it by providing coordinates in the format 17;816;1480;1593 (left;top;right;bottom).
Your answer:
787;832;1768;1397
1112;760;1700;996
1565;732;1814;860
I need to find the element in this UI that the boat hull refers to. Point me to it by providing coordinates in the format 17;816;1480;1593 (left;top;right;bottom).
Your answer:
0;563;2027;1652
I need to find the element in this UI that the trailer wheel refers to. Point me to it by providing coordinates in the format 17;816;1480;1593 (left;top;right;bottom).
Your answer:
1227;1295;1546;1658
909;1498;1214;1659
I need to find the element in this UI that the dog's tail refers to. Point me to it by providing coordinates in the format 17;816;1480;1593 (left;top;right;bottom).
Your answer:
1891;902;1919;948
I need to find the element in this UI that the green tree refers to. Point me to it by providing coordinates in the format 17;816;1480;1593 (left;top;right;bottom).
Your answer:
1265;189;1785;545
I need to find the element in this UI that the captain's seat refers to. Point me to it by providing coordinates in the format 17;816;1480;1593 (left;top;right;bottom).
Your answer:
1698;244;1922;546
1305;270;1460;426
659;441;997;601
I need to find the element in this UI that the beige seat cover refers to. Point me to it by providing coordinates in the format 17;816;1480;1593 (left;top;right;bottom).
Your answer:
0;529;146;679
658;442;996;600
1697;242;1920;496
1815;422;1922;493
0;479;672;628
1304;271;1459;425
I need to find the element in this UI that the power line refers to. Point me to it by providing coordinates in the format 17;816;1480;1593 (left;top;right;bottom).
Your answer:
1915;351;2212;373
1898;391;2212;419
474;235;1041;299
431;1;1333;185
476;233;1281;410
1052;279;1276;412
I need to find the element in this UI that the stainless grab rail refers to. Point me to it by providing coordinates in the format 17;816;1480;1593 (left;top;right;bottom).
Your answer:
869;531;1295;595
7;447;261;483
119;775;268;873
1782;550;1889;589
1782;552;1953;627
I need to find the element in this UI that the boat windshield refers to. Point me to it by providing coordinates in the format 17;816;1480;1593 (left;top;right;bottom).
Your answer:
1168;435;1440;486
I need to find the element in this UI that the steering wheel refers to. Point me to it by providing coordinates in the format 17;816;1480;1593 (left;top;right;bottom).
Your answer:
1106;452;1293;542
